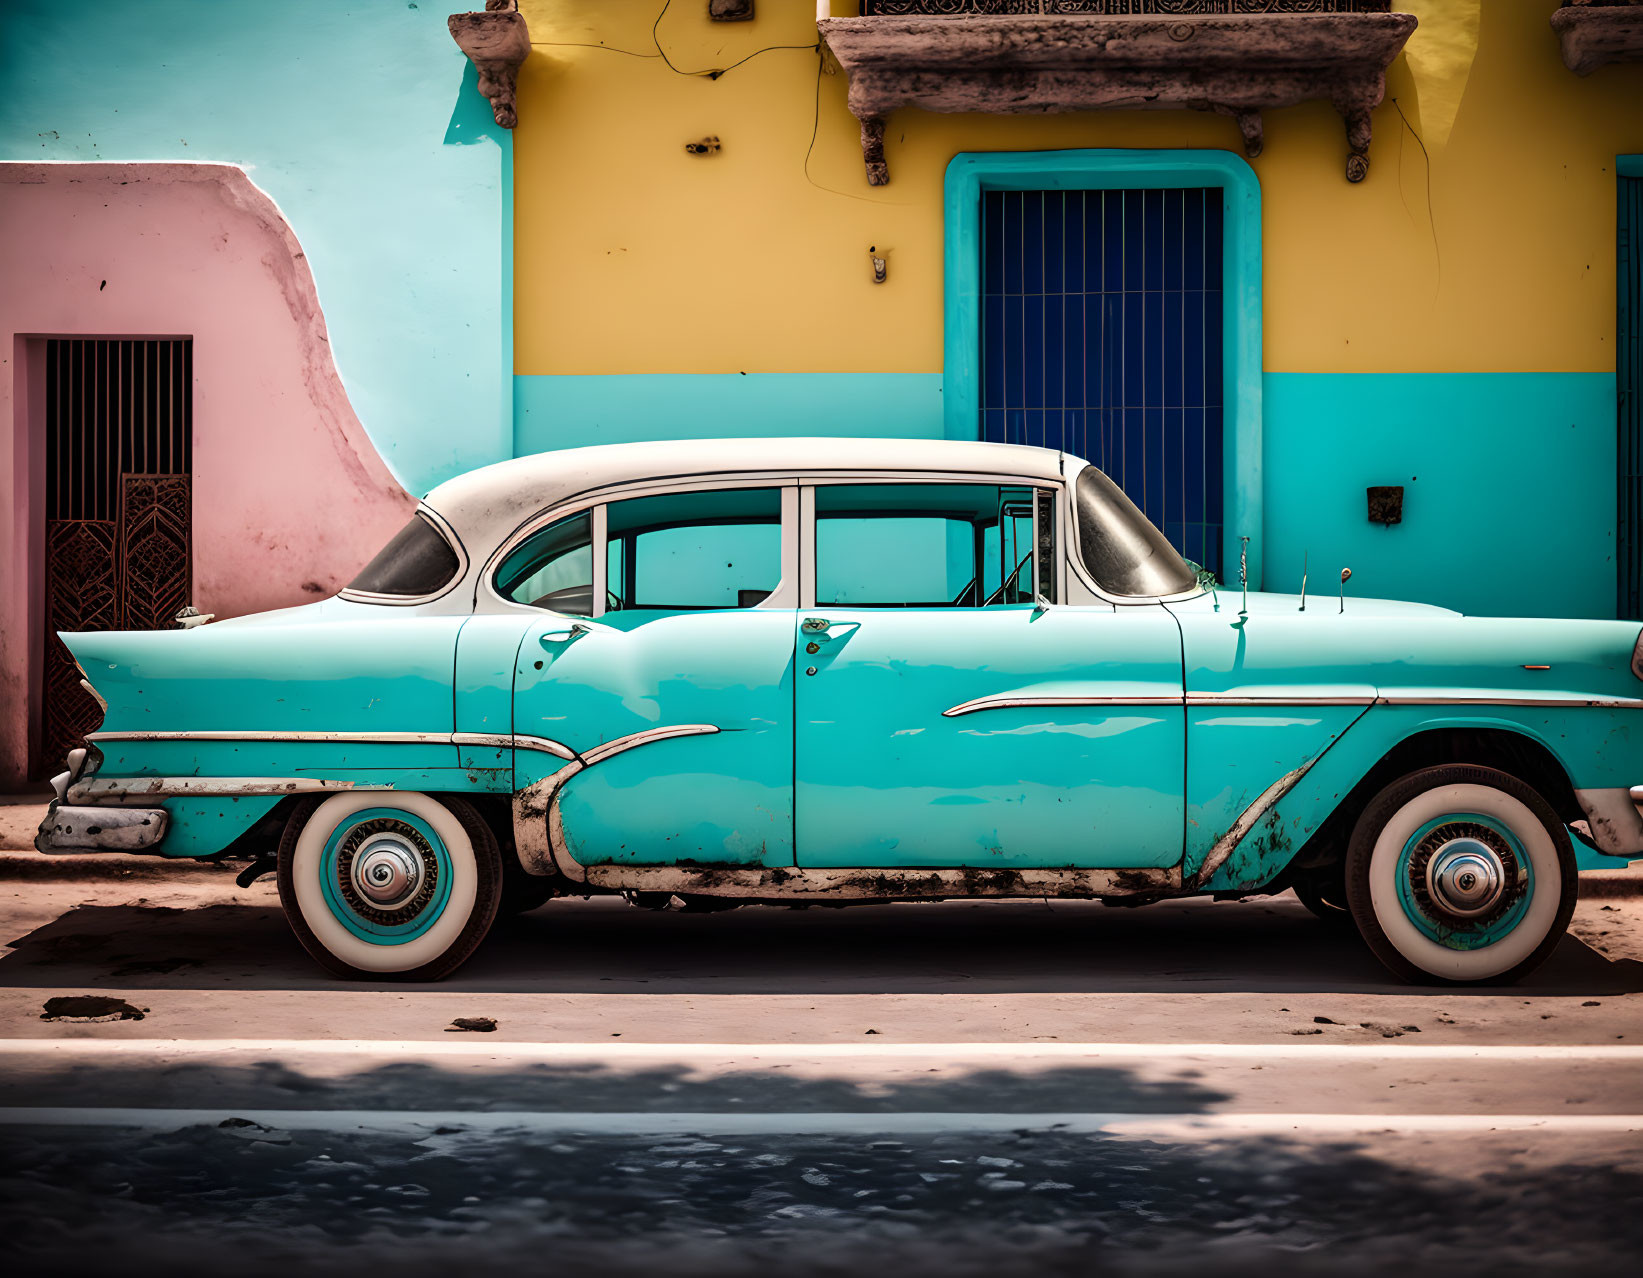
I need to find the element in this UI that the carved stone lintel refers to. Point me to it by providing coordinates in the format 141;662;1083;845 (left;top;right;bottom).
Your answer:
1551;2;1643;76
448;6;531;129
861;117;889;186
821;12;1416;186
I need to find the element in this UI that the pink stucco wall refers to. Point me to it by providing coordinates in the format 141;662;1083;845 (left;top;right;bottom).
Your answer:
0;162;416;786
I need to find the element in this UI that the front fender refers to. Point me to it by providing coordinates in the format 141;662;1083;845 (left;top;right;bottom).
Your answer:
1200;702;1636;892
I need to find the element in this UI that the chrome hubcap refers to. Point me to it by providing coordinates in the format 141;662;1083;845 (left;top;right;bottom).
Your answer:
350;835;425;909
1426;837;1506;918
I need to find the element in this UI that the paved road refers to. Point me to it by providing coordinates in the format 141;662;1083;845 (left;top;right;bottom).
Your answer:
1;842;1640;1276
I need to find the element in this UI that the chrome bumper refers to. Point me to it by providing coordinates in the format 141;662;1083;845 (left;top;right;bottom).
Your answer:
34;745;170;854
1573;786;1643;858
35;802;169;853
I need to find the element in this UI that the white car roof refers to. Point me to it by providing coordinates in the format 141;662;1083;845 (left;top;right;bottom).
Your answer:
424;437;1080;558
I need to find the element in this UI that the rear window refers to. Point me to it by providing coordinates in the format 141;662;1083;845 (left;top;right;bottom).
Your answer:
346;512;461;598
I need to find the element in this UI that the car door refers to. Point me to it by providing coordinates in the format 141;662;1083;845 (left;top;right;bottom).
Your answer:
793;478;1184;870
505;482;799;869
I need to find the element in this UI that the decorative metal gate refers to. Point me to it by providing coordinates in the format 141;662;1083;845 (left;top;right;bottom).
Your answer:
980;187;1225;579
1621;172;1642;621
40;339;192;773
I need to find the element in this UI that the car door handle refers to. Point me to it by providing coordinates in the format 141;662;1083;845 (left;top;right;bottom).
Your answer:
801;618;860;646
539;623;591;646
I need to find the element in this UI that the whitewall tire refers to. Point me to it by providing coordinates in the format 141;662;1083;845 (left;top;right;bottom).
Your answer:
1345;765;1576;985
277;791;503;980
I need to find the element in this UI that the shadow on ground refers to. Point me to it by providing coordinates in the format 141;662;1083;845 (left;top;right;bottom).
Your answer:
0;1057;1638;1277
3;896;1640;997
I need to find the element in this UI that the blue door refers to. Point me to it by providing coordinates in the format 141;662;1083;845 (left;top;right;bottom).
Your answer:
981;187;1225;581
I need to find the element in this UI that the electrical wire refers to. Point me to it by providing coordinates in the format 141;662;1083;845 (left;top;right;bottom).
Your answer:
534;1;816;80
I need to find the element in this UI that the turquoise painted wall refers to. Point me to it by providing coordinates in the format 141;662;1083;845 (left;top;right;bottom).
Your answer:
1262;371;1615;620
0;0;510;495
514;373;946;449
514;369;1615;620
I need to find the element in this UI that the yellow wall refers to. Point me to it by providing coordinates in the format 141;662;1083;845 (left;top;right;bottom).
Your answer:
515;0;1643;378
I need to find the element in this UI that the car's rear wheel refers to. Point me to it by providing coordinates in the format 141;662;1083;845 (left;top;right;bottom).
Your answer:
277;791;502;980
1344;765;1575;985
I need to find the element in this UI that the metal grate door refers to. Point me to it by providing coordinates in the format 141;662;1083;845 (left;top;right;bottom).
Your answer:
40;339;193;773
980;187;1225;580
1621;175;1642;621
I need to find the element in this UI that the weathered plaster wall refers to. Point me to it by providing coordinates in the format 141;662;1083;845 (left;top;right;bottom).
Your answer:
511;0;1643;618
514;0;1640;378
0;0;511;494
0;163;417;787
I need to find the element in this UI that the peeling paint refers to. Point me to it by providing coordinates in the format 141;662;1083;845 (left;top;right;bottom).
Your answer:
1573;787;1643;858
580;864;1180;901
1189;758;1318;891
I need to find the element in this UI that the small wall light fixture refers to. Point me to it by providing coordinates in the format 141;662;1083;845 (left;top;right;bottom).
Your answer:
868;244;888;284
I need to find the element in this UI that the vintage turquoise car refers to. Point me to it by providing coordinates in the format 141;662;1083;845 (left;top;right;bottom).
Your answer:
38;439;1643;984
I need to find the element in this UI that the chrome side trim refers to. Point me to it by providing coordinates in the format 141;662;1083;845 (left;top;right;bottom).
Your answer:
581;864;1181;900
943;694;1182;718
513;761;583;878
78;679;108;713
580;724;721;768
89;728;580;760
67;777;392;801
88;729;456;745
1194;694;1374;707
942;691;1643;717
509;725;722;878
451;731;578;761
1374;695;1643;710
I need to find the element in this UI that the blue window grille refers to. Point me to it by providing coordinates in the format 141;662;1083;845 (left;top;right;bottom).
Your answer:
980;187;1225;580
1621;169;1642;621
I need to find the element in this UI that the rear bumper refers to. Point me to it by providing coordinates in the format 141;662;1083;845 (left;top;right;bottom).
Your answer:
1573;786;1643;858
33;744;170;854
35;801;170;853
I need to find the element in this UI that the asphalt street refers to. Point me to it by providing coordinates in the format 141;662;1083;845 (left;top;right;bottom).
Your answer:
1;798;1641;1277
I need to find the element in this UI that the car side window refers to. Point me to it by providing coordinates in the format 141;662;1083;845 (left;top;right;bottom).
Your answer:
495;511;594;614
814;483;1054;608
606;487;782;612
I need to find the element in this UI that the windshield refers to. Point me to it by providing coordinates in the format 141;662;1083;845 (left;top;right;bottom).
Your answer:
1074;465;1199;597
346;511;460;598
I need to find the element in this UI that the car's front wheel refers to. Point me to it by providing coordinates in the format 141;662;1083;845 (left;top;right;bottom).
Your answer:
277;791;503;980
1291;866;1354;928
1345;765;1576;985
